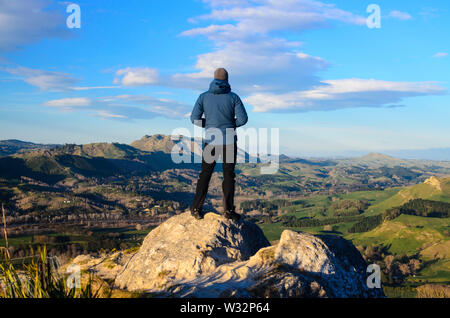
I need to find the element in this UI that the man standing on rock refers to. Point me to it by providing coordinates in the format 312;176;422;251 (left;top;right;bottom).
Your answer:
190;68;248;221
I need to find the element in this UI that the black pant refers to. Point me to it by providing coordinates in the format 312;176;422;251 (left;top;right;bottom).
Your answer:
192;143;237;212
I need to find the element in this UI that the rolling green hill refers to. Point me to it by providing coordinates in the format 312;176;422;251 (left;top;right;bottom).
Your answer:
131;134;178;153
0;139;201;183
0;139;57;157
347;214;449;256
54;143;144;159
366;176;450;215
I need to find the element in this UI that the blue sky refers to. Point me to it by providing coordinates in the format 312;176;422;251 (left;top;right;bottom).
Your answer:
0;0;449;157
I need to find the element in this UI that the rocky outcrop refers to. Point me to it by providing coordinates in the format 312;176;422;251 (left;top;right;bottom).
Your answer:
164;230;383;298
71;251;134;281
424;176;442;191
111;212;384;298
114;212;270;291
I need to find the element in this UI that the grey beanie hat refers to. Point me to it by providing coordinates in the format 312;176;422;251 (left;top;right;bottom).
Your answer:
214;68;229;82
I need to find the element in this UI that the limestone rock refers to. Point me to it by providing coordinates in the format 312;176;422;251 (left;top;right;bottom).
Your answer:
113;212;384;298
424;176;442;190
165;230;383;298
70;251;133;281
114;212;270;291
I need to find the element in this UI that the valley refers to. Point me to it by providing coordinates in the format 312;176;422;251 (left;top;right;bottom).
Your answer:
0;135;449;297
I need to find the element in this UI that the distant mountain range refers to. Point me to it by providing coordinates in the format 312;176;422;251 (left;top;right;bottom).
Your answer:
0;139;57;157
0;135;259;183
1;136;449;163
383;148;450;161
0;135;257;162
297;149;450;161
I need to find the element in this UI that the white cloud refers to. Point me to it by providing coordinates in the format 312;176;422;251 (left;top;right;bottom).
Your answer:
174;0;365;94
188;0;366;37
44;97;91;108
172;1;445;113
72;86;121;91
245;79;445;112
433;52;448;58
95;110;127;119
388;10;412;20
171;40;328;93
0;0;70;51
419;7;440;20
114;67;160;86
3;66;77;91
105;94;191;118
42;94;191;120
2;65;119;91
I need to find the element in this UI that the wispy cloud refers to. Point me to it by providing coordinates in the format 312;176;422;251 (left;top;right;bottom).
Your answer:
188;0;366;36
95;110;127;119
102;94;191;118
174;0;364;93
43;94;191;120
433;52;448;58
0;0;71;52
3;66;77;91
388;10;412;21
114;67;160;86
245;79;446;112
44;97;91;108
110;0;445;115
13;0;443;120
2;65;119;91
72;86;121;91
419;7;440;20
172;0;444;113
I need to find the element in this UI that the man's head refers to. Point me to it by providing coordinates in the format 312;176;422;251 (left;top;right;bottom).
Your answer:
214;68;228;82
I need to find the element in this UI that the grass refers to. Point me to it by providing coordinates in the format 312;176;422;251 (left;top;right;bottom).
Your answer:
383;285;417;298
0;246;101;298
2;179;448;298
258;223;291;242
0;226;153;255
366;178;450;216
347;214;449;256
256;187;450;295
409;259;450;284
258;220;359;242
278;188;402;220
257;188;418;242
416;284;450;298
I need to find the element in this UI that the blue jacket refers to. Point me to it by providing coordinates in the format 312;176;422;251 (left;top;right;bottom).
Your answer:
190;79;248;145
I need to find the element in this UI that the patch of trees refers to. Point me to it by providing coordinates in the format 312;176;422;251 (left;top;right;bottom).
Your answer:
347;215;383;233
279;197;450;234
281;215;362;228
348;199;450;233
330;199;369;217
357;245;422;285
377;166;420;181
240;199;293;213
384;199;450;219
2;228;146;262
240;198;314;215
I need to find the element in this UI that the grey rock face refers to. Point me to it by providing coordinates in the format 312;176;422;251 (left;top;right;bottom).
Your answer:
113;213;384;298
71;251;133;281
114;212;270;292
165;230;384;298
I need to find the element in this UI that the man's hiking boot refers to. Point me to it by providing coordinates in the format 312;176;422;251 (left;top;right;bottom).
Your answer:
223;210;241;222
191;208;204;220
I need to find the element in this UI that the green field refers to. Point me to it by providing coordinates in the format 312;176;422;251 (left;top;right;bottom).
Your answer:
256;180;450;292
409;259;450;284
347;214;449;255
2;177;449;297
0;227;153;256
366;178;450;216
